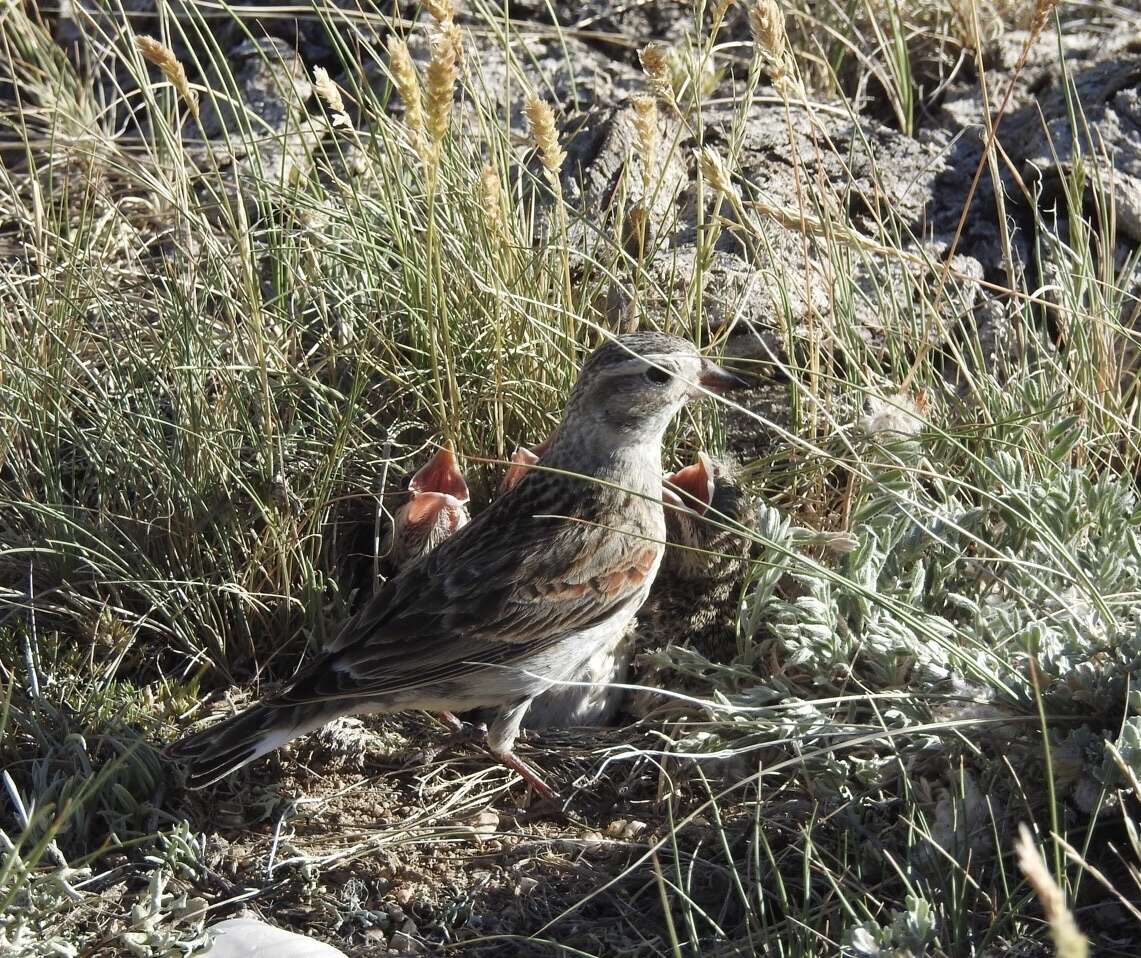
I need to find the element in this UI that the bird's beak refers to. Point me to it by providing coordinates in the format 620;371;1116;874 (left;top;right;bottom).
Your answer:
664;452;716;516
694;359;744;396
409;446;470;503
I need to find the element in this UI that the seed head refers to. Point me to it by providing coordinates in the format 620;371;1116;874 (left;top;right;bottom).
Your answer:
697;146;734;198
1015;825;1088;958
748;0;786;56
136;35;198;118
480;163;506;236
632;95;659;194
423;0;456;25
312;66;350;127
525;95;565;182
639;43;673;100
426;24;461;154
387;37;424;158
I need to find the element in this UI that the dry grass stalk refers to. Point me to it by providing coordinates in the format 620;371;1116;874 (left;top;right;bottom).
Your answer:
1015;825;1089;958
135;35;198;119
387;37;425;159
632;95;659;195
525;95;565;184
426;25;461;159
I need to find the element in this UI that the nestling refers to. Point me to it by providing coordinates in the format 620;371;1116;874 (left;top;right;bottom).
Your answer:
165;332;739;796
385;445;470;573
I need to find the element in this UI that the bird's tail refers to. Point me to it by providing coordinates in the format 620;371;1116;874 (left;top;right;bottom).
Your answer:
165;699;341;789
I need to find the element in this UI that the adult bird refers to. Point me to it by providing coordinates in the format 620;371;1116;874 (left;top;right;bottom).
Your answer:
166;332;739;796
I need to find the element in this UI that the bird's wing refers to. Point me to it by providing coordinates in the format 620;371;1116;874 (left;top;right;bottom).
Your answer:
276;496;661;706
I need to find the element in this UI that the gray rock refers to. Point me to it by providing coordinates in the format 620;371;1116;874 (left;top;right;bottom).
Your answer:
190;38;321;219
399;32;643;139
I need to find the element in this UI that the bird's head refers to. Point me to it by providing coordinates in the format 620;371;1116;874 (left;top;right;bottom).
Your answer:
563;333;740;444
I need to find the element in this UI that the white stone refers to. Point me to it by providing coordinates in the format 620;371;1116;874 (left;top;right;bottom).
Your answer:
202;917;348;958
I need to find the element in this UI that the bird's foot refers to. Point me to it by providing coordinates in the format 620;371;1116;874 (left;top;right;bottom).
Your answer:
490;747;559;802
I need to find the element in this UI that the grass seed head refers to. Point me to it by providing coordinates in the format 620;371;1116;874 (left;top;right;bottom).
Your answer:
480;162;505;235
698;146;734;198
1015;825;1088;958
748;0;786;56
639;43;674;100
423;0;457;25
312;66;350;127
426;25;461;155
525;95;565;182
632;95;659;194
387;37;425;159
135;36;198;119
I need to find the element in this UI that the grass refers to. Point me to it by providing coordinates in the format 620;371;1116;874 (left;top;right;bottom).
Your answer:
2;0;1140;954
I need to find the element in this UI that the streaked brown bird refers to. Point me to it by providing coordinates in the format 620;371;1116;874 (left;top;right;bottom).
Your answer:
166;333;738;796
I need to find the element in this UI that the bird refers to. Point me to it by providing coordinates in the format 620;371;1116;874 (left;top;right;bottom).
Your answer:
166;332;739;796
497;433;553;496
629;454;757;717
524;451;748;728
385;445;470;573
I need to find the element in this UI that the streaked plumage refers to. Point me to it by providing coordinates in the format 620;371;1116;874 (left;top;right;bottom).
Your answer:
166;333;737;794
525;453;740;728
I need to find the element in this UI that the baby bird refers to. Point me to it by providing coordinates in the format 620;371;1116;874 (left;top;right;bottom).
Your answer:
628;455;756;716
498;434;553;497
166;333;738;796
385;446;470;573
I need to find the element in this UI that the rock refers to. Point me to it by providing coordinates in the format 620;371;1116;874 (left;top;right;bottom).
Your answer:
190;38;322;219
503;0;750;52
202;917;348;957
538;102;689;253
400;32;643;139
645;246;827;373
1006;46;1141;242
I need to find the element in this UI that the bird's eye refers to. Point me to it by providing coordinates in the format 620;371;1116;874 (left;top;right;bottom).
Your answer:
646;366;672;385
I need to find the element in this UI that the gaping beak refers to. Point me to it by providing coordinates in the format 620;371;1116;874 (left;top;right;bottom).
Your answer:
409;446;470;503
694;358;744;396
664;452;716;516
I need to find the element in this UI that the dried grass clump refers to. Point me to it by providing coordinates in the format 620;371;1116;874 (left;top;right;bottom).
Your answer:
135;35;198;119
525;95;565;184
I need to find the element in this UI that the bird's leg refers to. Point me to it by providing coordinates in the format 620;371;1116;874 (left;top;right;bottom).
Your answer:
436;711;464;732
487;699;559;800
488;747;558;801
405;711;486;768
